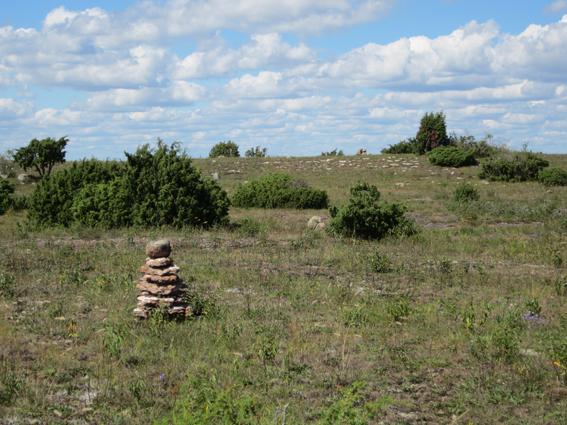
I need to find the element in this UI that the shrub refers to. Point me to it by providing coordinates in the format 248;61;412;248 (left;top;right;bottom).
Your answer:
123;142;229;227
387;298;411;322
428;146;477;167
479;153;549;182
70;178;131;228
368;251;392;273
29;142;230;228
328;182;415;240
449;134;500;158
382;112;450;155
538;167;567;186
321;149;344;156
244;146;267;158
453;183;479;203
0;177;15;215
209;141;240;158
232;173;328;209
381;138;420;155
28;160;124;226
416;112;450;153
10;195;29;211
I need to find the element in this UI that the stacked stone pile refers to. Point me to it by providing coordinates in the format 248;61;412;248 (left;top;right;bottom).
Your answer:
133;239;190;319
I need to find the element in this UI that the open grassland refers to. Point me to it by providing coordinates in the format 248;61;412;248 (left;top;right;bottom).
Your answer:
1;154;567;424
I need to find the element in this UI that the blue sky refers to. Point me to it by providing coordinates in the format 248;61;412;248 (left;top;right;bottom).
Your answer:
1;0;567;159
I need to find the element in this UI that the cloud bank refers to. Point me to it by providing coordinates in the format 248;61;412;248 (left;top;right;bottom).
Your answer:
1;1;566;157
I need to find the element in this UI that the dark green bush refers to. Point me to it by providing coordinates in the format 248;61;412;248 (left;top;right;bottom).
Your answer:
381;138;420;154
28;160;124;226
321;149;344;156
383;112;449;155
453;183;479;203
450;134;500;158
416;112;450;153
232;173;328;209
244;146;267;158
29;142;230;228
328;182;416;240
0;177;15;215
70;178;131;227
479;153;549;182
538;167;567;186
428;146;477;167
209;141;240;158
123;143;229;227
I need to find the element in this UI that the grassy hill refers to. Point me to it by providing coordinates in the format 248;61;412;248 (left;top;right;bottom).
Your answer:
1;154;566;424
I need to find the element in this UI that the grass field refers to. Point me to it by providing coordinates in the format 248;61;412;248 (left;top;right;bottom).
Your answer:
1;153;567;424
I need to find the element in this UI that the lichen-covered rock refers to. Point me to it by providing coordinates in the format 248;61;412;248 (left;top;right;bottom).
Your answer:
145;239;172;259
145;257;174;268
307;215;327;231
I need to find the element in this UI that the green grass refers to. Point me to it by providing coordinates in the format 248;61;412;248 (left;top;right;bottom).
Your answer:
1;153;567;424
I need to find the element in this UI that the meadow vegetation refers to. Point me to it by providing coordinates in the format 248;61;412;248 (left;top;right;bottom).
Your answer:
0;145;567;424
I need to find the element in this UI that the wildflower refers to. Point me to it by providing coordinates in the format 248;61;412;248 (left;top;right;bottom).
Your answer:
521;312;545;325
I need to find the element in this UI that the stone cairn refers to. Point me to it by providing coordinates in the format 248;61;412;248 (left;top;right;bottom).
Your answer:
133;239;191;319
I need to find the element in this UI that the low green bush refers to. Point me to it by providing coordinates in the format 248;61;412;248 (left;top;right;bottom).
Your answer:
428;146;477;167
381;138;420;154
29;142;230;228
232;173;328;209
209;141;240;158
328;182;416;240
244;146;267;158
70;178;131;228
479;153;549;182
321;149;344;156
453;183;480;203
28;160;124;226
0;177;15;215
538;167;567;186
450;134;501;158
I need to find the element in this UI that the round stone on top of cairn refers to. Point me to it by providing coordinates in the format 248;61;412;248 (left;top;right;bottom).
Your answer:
133;239;191;319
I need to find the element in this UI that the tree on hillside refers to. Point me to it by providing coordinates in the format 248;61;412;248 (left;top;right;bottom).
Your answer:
13;137;68;178
245;146;267;157
416;112;449;153
209;141;240;158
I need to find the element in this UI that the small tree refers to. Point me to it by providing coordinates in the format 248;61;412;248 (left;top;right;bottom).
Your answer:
416;112;449;153
13;137;68;178
245;146;267;158
209;141;240;158
0;151;17;178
